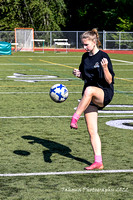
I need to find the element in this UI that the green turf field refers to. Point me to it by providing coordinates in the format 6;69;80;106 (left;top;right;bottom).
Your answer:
0;51;133;200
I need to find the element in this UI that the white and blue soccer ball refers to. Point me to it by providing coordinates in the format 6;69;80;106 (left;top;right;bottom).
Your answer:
49;84;68;103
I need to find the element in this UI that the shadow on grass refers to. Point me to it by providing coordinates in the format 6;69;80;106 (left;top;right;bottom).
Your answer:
13;150;30;156
21;135;91;165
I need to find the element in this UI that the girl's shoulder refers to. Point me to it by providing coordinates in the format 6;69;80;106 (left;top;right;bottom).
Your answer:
82;52;89;58
98;50;110;58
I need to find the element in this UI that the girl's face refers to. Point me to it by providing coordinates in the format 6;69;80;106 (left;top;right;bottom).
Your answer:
82;38;96;52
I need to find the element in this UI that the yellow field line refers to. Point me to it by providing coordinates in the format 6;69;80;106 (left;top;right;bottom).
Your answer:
115;76;133;83
39;60;133;83
39;59;75;69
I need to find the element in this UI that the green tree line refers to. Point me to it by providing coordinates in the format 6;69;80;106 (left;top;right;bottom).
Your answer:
0;0;133;31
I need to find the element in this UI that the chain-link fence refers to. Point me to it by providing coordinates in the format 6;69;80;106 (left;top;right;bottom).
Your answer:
0;30;133;50
103;31;133;50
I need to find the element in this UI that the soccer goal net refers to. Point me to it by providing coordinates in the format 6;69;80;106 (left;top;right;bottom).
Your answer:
15;28;34;51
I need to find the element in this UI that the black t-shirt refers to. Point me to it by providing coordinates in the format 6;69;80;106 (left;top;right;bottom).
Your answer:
79;50;115;94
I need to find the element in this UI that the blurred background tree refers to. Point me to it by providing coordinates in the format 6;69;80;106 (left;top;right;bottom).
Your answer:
64;0;133;31
0;0;66;31
0;0;132;31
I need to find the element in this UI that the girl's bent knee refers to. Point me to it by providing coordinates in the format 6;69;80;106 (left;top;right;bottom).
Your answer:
84;87;94;96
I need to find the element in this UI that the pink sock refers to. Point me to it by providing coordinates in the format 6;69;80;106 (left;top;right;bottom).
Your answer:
71;113;80;124
94;155;102;163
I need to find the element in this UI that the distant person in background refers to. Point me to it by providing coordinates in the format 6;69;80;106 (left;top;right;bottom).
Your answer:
70;28;115;170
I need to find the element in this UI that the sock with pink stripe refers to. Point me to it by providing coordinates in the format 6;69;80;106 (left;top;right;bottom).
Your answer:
94;155;102;163
71;113;80;124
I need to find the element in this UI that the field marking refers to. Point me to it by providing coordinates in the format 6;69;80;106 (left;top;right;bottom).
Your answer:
0;56;133;64
118;78;133;80
115;76;133;83
0;169;133;177
112;58;133;83
0;115;133;119
0;56;132;61
0;63;132;67
0;91;81;94
0;91;133;94
111;59;133;64
115;69;133;71
99;111;133;114
0;85;82;88
0;63;132;66
39;59;74;69
106;119;133;130
0;56;82;58
6;74;78;82
113;64;133;65
107;104;133;107
0;63;79;66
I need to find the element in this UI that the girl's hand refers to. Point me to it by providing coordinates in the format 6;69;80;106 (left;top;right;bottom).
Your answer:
101;58;112;84
73;68;81;78
101;58;108;69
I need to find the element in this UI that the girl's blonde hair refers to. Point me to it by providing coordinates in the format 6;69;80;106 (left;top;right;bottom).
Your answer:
81;28;101;47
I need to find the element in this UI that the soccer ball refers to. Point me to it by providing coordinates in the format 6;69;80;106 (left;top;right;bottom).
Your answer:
49;84;68;103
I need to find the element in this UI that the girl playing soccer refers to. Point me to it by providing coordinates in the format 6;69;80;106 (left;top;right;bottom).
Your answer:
70;28;115;170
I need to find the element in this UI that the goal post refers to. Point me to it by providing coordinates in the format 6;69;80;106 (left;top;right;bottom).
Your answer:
15;28;34;52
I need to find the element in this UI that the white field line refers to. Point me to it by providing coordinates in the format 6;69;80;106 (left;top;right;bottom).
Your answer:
0;63;132;66
0;69;133;72
0;169;133;177
99;115;133;118
0;57;132;61
114;69;133;71
0;92;132;94
113;64;133;65
0;58;132;66
0;56;133;67
99;111;133;114
0;91;81;94
0;56;133;60
0;115;133;119
0;69;45;71
111;59;133;64
0;56;82;58
107;105;133;107
0;63;79;66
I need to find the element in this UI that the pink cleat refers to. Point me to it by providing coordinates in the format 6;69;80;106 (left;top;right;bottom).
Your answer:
84;162;104;170
70;113;80;129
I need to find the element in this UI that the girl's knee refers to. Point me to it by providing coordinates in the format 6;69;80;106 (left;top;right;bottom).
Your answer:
87;127;97;136
84;86;94;96
89;130;97;137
